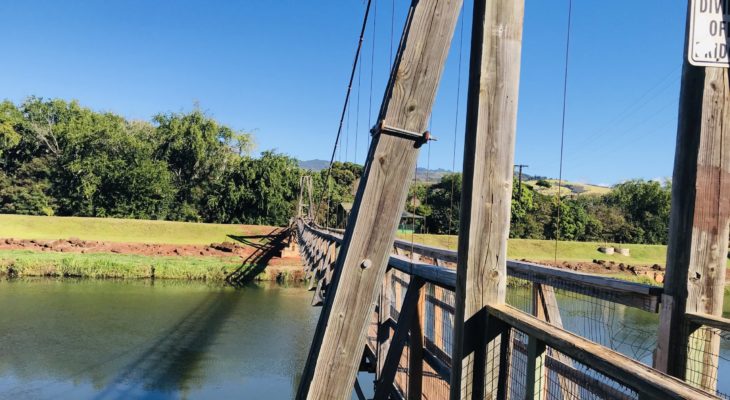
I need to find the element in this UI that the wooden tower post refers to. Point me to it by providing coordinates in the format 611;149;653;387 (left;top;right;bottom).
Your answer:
654;1;730;392
296;1;463;399
450;0;525;399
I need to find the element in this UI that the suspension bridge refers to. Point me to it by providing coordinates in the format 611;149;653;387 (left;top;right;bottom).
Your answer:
288;0;730;399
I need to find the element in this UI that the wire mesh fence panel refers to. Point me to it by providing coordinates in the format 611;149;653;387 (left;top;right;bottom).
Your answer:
684;323;730;399
544;346;640;400
506;275;660;365
502;329;529;400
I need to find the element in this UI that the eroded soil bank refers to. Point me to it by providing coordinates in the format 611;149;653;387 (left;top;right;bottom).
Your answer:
0;232;306;282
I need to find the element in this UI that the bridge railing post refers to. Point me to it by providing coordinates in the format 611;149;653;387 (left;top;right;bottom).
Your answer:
450;0;525;398
654;2;730;393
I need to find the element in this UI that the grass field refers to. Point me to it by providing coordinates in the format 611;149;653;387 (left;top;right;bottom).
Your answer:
1;214;726;282
0;214;276;245
0;250;247;280
397;233;730;268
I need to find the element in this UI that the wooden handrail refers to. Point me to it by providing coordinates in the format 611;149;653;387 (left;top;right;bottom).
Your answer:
302;221;663;312
486;303;719;400
685;312;730;332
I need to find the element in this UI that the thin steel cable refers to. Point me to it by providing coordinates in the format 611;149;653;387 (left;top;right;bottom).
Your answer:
554;0;573;261
356;52;362;164
447;10;465;248
368;0;378;150
346;87;350;161
314;0;374;222
390;0;395;69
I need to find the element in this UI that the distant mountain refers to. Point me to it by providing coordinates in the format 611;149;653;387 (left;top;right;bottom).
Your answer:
298;159;330;171
415;167;451;183
298;159;454;183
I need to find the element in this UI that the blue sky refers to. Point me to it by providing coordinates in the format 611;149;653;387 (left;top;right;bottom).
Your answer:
0;1;686;185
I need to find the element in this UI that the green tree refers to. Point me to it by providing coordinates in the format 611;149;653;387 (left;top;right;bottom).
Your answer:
0;101;21;158
425;173;461;234
605;180;671;244
152;108;252;221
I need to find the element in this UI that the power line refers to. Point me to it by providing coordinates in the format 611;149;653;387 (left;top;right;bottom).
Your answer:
569;69;680;152
515;164;529;198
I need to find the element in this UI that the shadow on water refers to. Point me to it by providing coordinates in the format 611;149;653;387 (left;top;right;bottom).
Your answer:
93;289;244;400
225;227;291;287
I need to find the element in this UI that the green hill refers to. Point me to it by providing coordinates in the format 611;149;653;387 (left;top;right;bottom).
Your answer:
524;179;611;197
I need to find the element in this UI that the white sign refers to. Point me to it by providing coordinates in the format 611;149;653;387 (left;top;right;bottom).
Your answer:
689;0;730;67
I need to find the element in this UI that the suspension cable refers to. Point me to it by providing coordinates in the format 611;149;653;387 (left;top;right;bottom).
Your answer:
368;0;378;150
555;0;573;261
390;0;395;69
355;58;362;164
314;0;374;223
447;10;465;248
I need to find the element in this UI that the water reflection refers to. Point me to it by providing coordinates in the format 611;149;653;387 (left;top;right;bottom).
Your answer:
0;278;319;399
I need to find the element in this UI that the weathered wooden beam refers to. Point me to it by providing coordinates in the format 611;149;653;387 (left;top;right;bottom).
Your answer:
685;312;730;332
489;304;719;400
525;334;546;400
377;268;394;379
450;0;525;398
509;260;662;312
374;277;425;400
533;284;578;400
654;2;730;392
407;281;425;400
296;1;463;398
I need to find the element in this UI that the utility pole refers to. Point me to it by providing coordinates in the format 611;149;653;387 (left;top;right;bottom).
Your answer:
296;1;463;398
515;164;529;198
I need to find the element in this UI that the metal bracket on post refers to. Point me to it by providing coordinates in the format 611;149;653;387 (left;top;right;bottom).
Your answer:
370;121;435;147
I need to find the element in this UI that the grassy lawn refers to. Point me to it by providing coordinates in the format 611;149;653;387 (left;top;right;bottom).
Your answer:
0;250;248;280
397;233;730;268
0;214;277;245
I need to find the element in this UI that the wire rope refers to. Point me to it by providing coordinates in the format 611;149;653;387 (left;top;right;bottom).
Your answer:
447;10;465;249
555;0;573;262
314;0;374;222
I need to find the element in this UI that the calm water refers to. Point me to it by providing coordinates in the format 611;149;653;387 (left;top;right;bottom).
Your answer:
0;279;319;400
0;279;727;399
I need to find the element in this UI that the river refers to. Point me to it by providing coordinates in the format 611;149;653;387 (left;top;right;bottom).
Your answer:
0;279;319;399
0;279;727;399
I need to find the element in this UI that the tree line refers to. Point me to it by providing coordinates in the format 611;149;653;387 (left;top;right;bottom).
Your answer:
407;174;672;245
0;97;303;225
1;97;673;245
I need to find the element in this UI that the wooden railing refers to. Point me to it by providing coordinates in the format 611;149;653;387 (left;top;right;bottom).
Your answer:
296;220;719;399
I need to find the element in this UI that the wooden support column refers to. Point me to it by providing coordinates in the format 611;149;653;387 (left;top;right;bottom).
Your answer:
296;1;463;398
374;277;425;399
654;3;730;392
408;281;425;400
450;0;525;399
525;335;546;400
377;268;394;379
